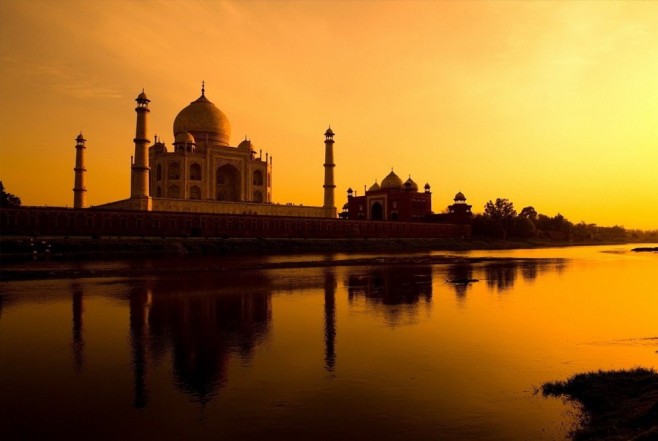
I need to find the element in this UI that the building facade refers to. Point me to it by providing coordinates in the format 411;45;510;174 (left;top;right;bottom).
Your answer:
343;170;432;221
96;85;335;218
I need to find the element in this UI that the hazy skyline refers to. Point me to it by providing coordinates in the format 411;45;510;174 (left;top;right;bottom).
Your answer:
1;0;657;229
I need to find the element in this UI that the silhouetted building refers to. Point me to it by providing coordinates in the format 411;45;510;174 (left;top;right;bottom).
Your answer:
343;170;432;221
447;191;472;223
94;84;336;218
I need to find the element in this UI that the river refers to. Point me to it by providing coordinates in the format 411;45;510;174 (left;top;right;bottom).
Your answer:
1;244;656;440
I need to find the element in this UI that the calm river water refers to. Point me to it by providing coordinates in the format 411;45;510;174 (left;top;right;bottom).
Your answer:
1;244;656;440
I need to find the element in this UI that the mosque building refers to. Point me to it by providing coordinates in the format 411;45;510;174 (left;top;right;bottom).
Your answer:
90;84;336;218
343;170;432;221
342;170;472;224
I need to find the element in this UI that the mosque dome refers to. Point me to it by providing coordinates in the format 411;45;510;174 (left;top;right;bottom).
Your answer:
173;92;231;146
403;177;418;192
368;181;381;192
238;138;256;152
454;191;466;201
381;170;403;189
175;131;195;144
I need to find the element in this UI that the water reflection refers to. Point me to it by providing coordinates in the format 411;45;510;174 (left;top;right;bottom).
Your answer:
446;263;476;299
324;269;336;372
70;283;85;372
124;274;272;406
55;258;566;410
484;262;518;292
346;266;432;326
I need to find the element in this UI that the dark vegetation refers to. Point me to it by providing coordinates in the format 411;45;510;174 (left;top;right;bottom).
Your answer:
0;181;21;207
541;368;658;440
472;198;658;243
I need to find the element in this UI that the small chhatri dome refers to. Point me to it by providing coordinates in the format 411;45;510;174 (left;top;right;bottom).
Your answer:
238;138;256;152
454;191;466;201
368;180;381;192
173;85;231;146
381;170;403;189
76;132;85;142
403;176;418;191
175;131;195;144
325;126;334;137
424;183;431;189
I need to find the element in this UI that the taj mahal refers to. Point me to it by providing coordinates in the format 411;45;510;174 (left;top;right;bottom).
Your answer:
75;84;337;218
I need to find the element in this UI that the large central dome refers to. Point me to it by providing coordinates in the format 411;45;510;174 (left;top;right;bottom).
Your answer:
173;93;231;146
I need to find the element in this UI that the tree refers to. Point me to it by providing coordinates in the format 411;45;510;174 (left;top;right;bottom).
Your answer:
483;198;517;238
512;216;536;239
484;198;517;223
0;181;21;207
519;206;537;221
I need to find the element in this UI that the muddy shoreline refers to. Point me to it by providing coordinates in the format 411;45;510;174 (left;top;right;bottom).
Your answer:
0;236;631;260
0;253;552;281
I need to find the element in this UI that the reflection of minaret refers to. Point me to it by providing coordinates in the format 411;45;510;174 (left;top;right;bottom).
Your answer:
129;285;151;409
71;283;85;371
324;269;336;372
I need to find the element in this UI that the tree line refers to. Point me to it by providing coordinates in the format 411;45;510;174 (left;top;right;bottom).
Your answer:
472;198;657;243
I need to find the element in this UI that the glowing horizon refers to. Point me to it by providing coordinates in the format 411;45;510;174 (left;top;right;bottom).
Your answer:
1;1;657;230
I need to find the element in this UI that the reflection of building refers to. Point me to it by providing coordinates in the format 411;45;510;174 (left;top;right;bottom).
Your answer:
344;170;432;221
346;266;432;325
324;269;336;372
126;276;272;406
93;84;336;218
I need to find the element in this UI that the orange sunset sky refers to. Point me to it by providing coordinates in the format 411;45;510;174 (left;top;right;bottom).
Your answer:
1;0;657;230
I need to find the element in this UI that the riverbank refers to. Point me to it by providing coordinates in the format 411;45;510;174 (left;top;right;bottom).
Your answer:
542;368;658;440
0;236;635;262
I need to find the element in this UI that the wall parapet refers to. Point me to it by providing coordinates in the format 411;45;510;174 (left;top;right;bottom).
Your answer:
0;206;470;239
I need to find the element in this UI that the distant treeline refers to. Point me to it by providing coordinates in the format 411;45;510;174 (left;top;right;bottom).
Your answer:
470;198;657;243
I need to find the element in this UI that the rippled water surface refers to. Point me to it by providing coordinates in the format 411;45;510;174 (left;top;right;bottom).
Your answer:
1;244;656;440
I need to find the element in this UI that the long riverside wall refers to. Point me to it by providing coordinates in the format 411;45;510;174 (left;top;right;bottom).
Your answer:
0;207;470;239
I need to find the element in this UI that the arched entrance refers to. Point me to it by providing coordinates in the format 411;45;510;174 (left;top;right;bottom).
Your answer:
216;164;241;201
253;190;263;203
370;202;384;220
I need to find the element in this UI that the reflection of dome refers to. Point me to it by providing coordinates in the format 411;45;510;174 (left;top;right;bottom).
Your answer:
368;181;381;192
454;191;466;201
403;177;418;191
175;131;195;144
381;170;403;189
173;93;231;146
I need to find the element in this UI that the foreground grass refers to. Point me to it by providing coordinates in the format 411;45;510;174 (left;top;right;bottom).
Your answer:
542;368;658;440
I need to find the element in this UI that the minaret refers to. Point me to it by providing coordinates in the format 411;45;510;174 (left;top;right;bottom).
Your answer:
73;133;87;209
131;90;151;206
323;127;336;213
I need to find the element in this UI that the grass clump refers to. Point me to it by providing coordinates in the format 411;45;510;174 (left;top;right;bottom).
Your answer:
542;368;658;440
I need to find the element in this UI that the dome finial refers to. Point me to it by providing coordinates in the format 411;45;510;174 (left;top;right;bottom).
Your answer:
201;80;205;96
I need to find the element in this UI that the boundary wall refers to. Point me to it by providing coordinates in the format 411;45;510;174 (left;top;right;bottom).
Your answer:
0;207;470;239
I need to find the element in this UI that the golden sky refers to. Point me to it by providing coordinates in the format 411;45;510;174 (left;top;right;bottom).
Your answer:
1;0;657;229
